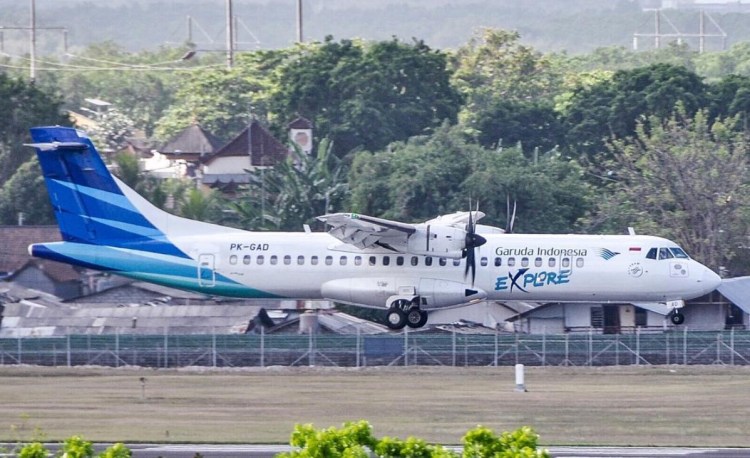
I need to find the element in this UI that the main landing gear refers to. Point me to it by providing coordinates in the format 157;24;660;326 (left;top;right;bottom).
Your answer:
669;310;685;325
386;298;428;330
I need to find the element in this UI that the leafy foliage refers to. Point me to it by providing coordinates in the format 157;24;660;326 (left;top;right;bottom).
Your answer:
233;138;348;231
0;160;54;225
271;37;460;157
18;442;48;458
58;435;95;458
592;109;750;270
279;421;548;458
462;426;549;458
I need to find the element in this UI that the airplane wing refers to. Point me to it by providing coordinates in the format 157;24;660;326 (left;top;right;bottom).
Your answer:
317;213;416;251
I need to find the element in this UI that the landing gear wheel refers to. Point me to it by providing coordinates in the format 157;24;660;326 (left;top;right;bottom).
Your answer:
670;312;685;325
406;309;429;329
386;308;407;330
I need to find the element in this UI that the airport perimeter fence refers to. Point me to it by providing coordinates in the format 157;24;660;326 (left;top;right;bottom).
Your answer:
2;328;750;368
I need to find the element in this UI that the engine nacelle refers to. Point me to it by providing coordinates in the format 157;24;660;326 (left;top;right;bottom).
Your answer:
406;224;467;259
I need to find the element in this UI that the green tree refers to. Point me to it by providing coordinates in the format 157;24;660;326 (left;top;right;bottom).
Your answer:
178;187;224;223
0;73;69;185
563;63;707;161
0;160;54;225
233;138;348;231
271;37;460;157
279;420;377;458
349;124;591;233
155;49;289;142
51;41;189;137
592;109;750;271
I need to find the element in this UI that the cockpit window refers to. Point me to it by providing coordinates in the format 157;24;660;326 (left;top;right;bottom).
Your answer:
669;247;689;259
647;246;691;260
658;248;674;260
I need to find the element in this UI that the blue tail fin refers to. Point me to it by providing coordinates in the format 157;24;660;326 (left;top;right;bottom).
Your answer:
28;126;199;258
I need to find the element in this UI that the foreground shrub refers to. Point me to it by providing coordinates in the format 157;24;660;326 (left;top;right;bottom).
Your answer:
278;421;548;458
17;437;131;458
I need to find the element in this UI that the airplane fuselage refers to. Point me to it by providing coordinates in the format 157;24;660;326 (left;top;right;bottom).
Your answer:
35;231;719;309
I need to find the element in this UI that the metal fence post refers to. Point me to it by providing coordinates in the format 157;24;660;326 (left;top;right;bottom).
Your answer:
17;337;21;365
260;325;265;368
115;329;120;368
493;327;498;367
212;330;217;368
452;330;456;367
164;327;169;369
403;327;408;367
635;327;641;366
356;328;361;368
67;332;71;367
542;331;546;367
683;327;688;365
731;328;735;366
665;329;669;365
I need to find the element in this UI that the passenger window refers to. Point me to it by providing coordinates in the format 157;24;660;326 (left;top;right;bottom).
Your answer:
355;256;362;266
453;259;461;267
270;255;278;265
535;257;542;267
521;257;529;267
425;257;433;266
659;248;674;260
480;257;488;267
508;257;516;267
562;257;570;268
548;258;556;268
646;248;657;260
411;256;418;266
383;256;390;266
396;256;404;266
340;256;347;266
311;256;319;265
283;255;291;265
439;258;447;266
229;255;238;265
369;256;376;266
257;255;265;265
494;257;502;267
325;256;333;265
243;255;251;265
576;258;584;268
297;255;305;265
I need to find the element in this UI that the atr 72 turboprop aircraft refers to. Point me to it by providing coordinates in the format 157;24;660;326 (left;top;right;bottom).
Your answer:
26;126;722;330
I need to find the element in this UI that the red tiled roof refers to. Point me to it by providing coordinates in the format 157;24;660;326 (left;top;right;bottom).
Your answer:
0;226;79;282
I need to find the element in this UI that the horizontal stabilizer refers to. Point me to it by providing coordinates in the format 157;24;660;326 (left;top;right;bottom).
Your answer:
24;141;88;152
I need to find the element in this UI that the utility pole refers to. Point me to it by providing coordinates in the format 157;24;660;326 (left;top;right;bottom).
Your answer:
226;0;234;69
30;0;35;82
296;0;303;43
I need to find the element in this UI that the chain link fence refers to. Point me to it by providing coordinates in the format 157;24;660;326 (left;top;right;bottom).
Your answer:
2;329;750;368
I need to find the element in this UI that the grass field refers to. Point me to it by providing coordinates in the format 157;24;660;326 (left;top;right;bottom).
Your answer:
0;365;749;447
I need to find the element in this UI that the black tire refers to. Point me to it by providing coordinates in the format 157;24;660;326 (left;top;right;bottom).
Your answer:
406;310;429;329
670;312;685;325
386;308;407;330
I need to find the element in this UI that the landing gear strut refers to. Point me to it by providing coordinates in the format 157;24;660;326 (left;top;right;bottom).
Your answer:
385;299;428;330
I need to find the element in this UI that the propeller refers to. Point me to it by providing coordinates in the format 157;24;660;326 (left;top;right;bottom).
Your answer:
463;206;487;286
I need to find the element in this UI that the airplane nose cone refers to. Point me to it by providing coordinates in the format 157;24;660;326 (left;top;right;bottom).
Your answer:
700;267;722;293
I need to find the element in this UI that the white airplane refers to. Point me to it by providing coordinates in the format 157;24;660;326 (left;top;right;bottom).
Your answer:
26;126;722;330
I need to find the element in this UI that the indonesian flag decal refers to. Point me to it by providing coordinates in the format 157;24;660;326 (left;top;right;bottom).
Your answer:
629;247;642;252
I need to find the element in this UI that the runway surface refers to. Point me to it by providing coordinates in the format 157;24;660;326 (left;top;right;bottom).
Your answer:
4;443;750;457
126;444;750;458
